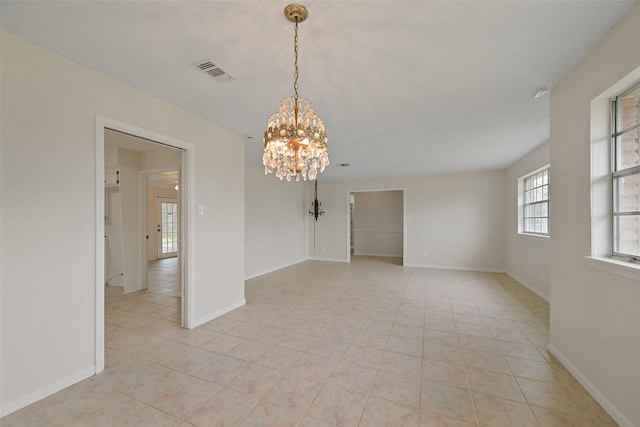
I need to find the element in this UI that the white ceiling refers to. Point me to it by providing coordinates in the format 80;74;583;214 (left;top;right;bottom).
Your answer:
104;129;179;189
1;1;635;180
147;171;179;190
105;129;163;152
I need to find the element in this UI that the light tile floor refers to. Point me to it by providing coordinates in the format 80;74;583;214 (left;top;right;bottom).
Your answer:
2;256;618;426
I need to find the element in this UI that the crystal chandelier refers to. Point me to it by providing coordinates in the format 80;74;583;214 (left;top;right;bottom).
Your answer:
263;3;329;182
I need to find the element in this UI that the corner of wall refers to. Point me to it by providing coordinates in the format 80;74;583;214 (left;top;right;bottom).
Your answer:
192;299;246;329
505;271;550;303
0;366;95;418
548;344;635;427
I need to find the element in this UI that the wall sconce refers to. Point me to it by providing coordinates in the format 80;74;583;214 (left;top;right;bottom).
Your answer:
309;180;325;221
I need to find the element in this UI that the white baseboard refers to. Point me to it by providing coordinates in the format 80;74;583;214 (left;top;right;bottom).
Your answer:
0;366;95;418
191;299;246;329
353;252;403;257
403;263;505;273
309;256;350;263
548;343;633;427
244;258;309;280
506;271;550;303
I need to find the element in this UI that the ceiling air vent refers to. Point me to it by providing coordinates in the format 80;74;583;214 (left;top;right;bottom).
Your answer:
195;58;236;82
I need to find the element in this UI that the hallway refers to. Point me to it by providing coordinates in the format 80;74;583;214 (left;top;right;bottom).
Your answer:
148;257;180;298
104;257;181;330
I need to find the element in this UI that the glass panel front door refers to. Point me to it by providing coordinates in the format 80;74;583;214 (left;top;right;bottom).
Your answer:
157;197;178;259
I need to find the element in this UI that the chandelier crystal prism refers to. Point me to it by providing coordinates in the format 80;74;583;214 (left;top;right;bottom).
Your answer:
263;3;329;182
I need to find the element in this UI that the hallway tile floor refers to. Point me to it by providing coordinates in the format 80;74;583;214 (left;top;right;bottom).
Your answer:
1;257;617;426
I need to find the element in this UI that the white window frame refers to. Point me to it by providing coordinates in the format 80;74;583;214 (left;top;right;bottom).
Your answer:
518;165;550;237
586;68;640;280
611;80;640;261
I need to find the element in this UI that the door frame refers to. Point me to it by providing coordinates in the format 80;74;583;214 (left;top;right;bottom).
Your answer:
346;188;406;265
140;167;180;291
155;195;179;259
95;115;196;374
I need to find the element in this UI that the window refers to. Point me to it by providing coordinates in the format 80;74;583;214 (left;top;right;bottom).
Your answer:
519;166;550;236
612;81;640;259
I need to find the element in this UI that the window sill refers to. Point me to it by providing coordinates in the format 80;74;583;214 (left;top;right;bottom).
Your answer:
517;233;550;240
584;256;640;281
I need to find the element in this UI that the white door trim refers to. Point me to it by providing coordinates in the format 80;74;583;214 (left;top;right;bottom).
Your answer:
95;115;196;374
346;188;406;265
156;195;179;260
139;166;180;282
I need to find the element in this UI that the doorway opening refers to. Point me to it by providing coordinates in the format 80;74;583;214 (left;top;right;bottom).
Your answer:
347;189;406;265
145;170;180;298
156;196;178;259
96;116;194;374
148;188;180;298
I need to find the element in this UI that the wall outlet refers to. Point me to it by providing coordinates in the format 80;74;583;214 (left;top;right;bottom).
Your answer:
422;251;427;257
322;246;326;252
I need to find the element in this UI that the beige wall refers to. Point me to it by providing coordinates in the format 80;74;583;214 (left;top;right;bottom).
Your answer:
549;3;640;425
505;142;551;301
245;166;506;276
244;162;308;279
0;33;245;415
311;171;506;272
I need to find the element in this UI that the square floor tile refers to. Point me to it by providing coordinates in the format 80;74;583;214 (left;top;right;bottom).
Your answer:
307;384;367;427
380;351;422;378
151;376;221;419
466;367;524;402
326;360;376;394
264;372;323;413
421;358;469;389
360;396;419;427
472;392;537;427
419;410;477;427
227;363;282;399
370;369;422;407
185;388;258;427
238;400;302;427
420;381;476;423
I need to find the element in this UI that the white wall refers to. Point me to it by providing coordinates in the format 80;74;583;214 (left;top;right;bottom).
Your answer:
505;142;551;301
105;187;124;286
244;162;309;279
105;146;118;167
140;146;181;171
118;164;142;294
311;171;506;271
110;148;144;294
0;33;245;415
353;190;403;257
549;4;640;426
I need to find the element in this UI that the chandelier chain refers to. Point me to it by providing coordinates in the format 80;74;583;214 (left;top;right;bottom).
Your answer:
293;20;299;108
